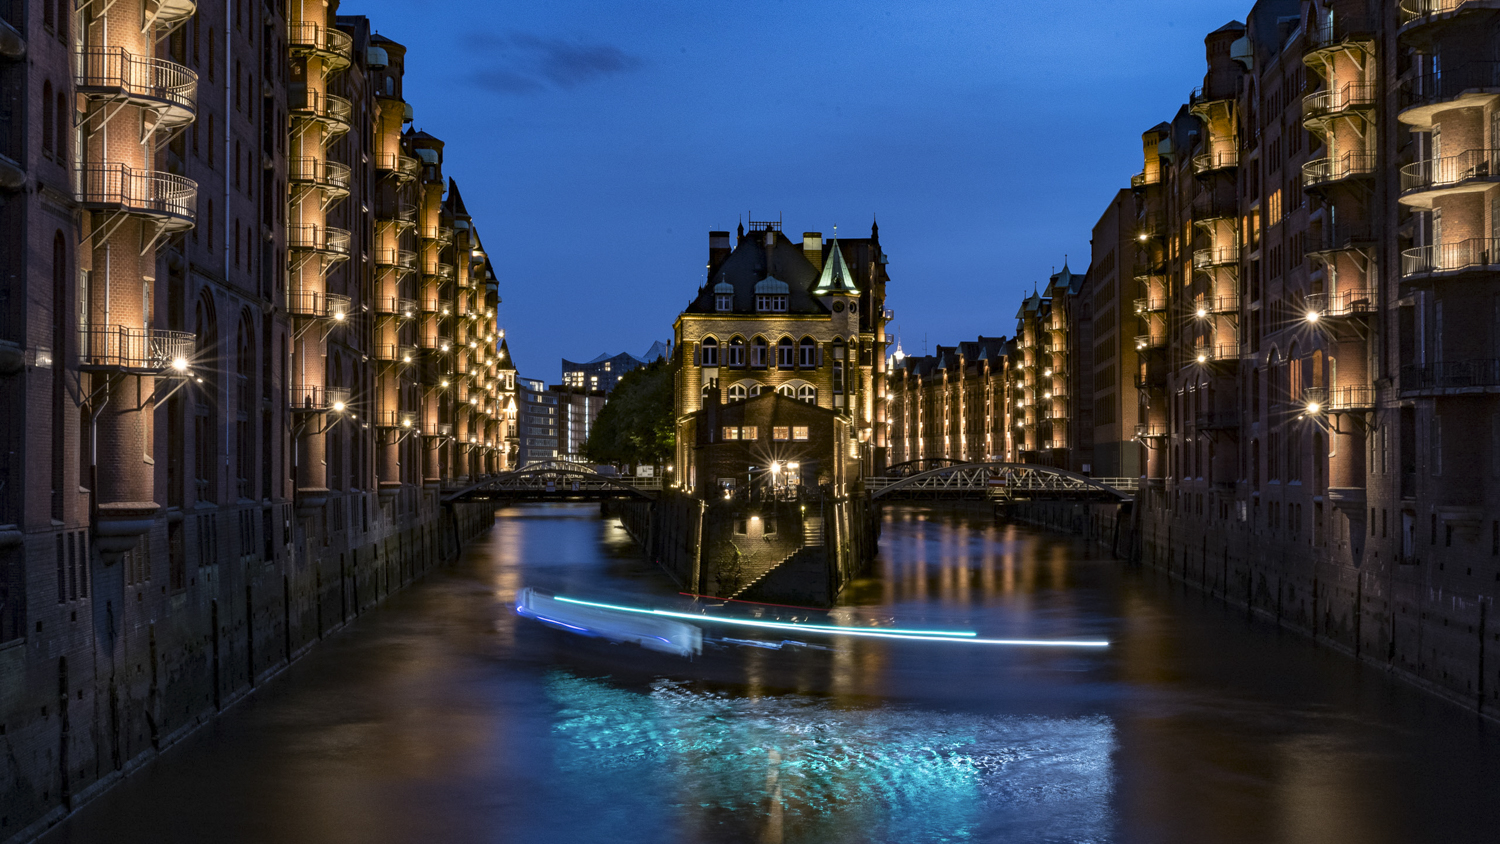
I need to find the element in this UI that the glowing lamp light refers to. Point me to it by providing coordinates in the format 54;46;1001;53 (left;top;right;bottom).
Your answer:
402;418;412;428
769;462;781;475
1196;307;1208;318
1305;311;1321;323
333;311;346;322
402;353;413;363
441;379;450;388
332;400;346;413
1307;402;1321;414
1197;353;1208;363
171;356;189;372
787;462;800;471
1137;232;1150;242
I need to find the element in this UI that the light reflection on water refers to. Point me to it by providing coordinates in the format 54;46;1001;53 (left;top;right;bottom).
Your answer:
546;673;1114;844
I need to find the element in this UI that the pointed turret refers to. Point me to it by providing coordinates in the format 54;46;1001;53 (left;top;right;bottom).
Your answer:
812;238;860;295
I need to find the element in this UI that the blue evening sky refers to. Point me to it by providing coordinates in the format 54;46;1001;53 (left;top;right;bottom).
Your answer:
354;0;1246;381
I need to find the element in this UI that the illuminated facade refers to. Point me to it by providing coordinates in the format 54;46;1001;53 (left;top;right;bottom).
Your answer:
887;337;1015;466
672;220;892;492
0;3;508;829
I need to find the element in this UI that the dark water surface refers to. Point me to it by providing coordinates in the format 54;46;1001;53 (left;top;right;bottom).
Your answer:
40;504;1500;844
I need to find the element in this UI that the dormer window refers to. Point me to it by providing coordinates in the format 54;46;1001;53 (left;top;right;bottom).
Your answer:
716;293;732;312
756;294;787;312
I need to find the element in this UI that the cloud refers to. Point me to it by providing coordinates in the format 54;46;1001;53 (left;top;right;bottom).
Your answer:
462;32;645;95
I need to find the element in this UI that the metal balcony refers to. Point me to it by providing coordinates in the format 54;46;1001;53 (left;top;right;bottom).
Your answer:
373;247;418;272
374;152;420;183
420;296;449;314
1192;192;1238;224
1190;344;1240;365
420;224;454;245
1192;150;1240;175
373;297;418;320
286;289;351;321
1135;424;1168;439
1189;296;1239;316
287;225;351;261
1307;225;1376;261
419;332;453;352
288;157;352;203
1302;82;1377;127
1304;11;1376;57
75;47;197;127
78;326;194;374
289;385;350;414
1303;151;1377;189
1399;0;1500;32
1192;245;1239;269
1195;411;1239;430
76;164;197;231
1134;297;1167;315
1130;171;1161;190
372;344;419;365
1303;385;1376;413
1135;333;1164;352
1305;289;1376;320
1400;359;1500;394
287;21;354;72
1399;62;1500;128
1401;238;1500;280
1399;148;1500;207
374;409;419;429
290;89;352;137
145;0;198;29
424;261;456;281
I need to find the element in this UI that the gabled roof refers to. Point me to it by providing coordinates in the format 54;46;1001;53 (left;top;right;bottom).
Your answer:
496;338;516;372
811;238;860;295
446;178;470;219
683;229;827;316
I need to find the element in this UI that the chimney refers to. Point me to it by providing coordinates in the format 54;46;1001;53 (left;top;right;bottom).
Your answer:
708;231;731;280
803;232;823;272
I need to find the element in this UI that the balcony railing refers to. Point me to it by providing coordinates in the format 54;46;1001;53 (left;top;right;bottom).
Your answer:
1192;191;1238;222
1306;12;1376;51
1305;289;1376;319
419;333;453;352
1400;359;1500;393
1309;224;1375;256
1400;0;1500;25
1191;344;1240;364
1193;245;1239;268
373;152;420;182
1399;148;1500;198
373;409;419;429
287;225;351;259
289;385;351;413
287;21;354;69
76;164;197;229
1135;424;1169;439
1192;150;1240;174
420;296;449;313
372;345;419;365
1131;171;1161;189
1401;238;1500;278
1135;333;1164;351
1303;82;1377;121
75;47;197;125
1399;62;1500;119
373;247;418;271
1303;151;1377;188
423;261;456;280
78;326;194;373
1303;385;1376;412
288;157;352;198
289;89;352;134
286;289;351;320
1134;297;1167;315
420;224;454;245
373;297;418;320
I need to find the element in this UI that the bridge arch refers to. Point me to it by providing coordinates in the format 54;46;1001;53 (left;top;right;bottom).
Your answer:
443;463;653;503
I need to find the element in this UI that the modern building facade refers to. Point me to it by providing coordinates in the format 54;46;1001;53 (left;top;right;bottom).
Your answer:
0;4;510;833
560;341;669;394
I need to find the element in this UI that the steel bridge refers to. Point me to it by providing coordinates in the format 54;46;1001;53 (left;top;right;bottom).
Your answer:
443;461;658;504
865;462;1137;501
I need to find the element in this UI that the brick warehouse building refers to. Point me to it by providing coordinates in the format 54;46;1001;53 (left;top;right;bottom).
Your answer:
921;0;1500;719
0;3;512;835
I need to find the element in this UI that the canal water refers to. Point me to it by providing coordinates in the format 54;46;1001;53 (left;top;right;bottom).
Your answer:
39;504;1500;844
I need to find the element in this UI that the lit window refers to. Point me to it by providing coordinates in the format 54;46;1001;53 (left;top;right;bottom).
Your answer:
773;426;790;441
742;425;758;440
756;294;787;312
722;426;739;441
700;337;718;366
793;426;809;441
776;384;796;398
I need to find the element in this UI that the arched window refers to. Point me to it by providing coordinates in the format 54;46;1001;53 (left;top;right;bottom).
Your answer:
51;232;68;520
749;383;763;397
751;336;768;367
833;361;845;394
56;91;68;162
831;337;846;361
798;385;817;404
798;337;817;368
701;383;714;401
193;293;219;503
727;383;747;402
727;336;745;367
776;384;795;398
700;336;718;367
777;337;794;368
42;82;54;155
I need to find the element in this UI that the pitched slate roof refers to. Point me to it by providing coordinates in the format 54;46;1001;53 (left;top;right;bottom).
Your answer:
811;238;860;295
684;229;828;315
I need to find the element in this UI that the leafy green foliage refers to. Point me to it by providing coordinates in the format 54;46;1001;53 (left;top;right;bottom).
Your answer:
584;358;675;467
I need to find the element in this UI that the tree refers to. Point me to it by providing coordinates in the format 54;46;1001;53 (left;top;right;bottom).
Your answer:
584;358;675;467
